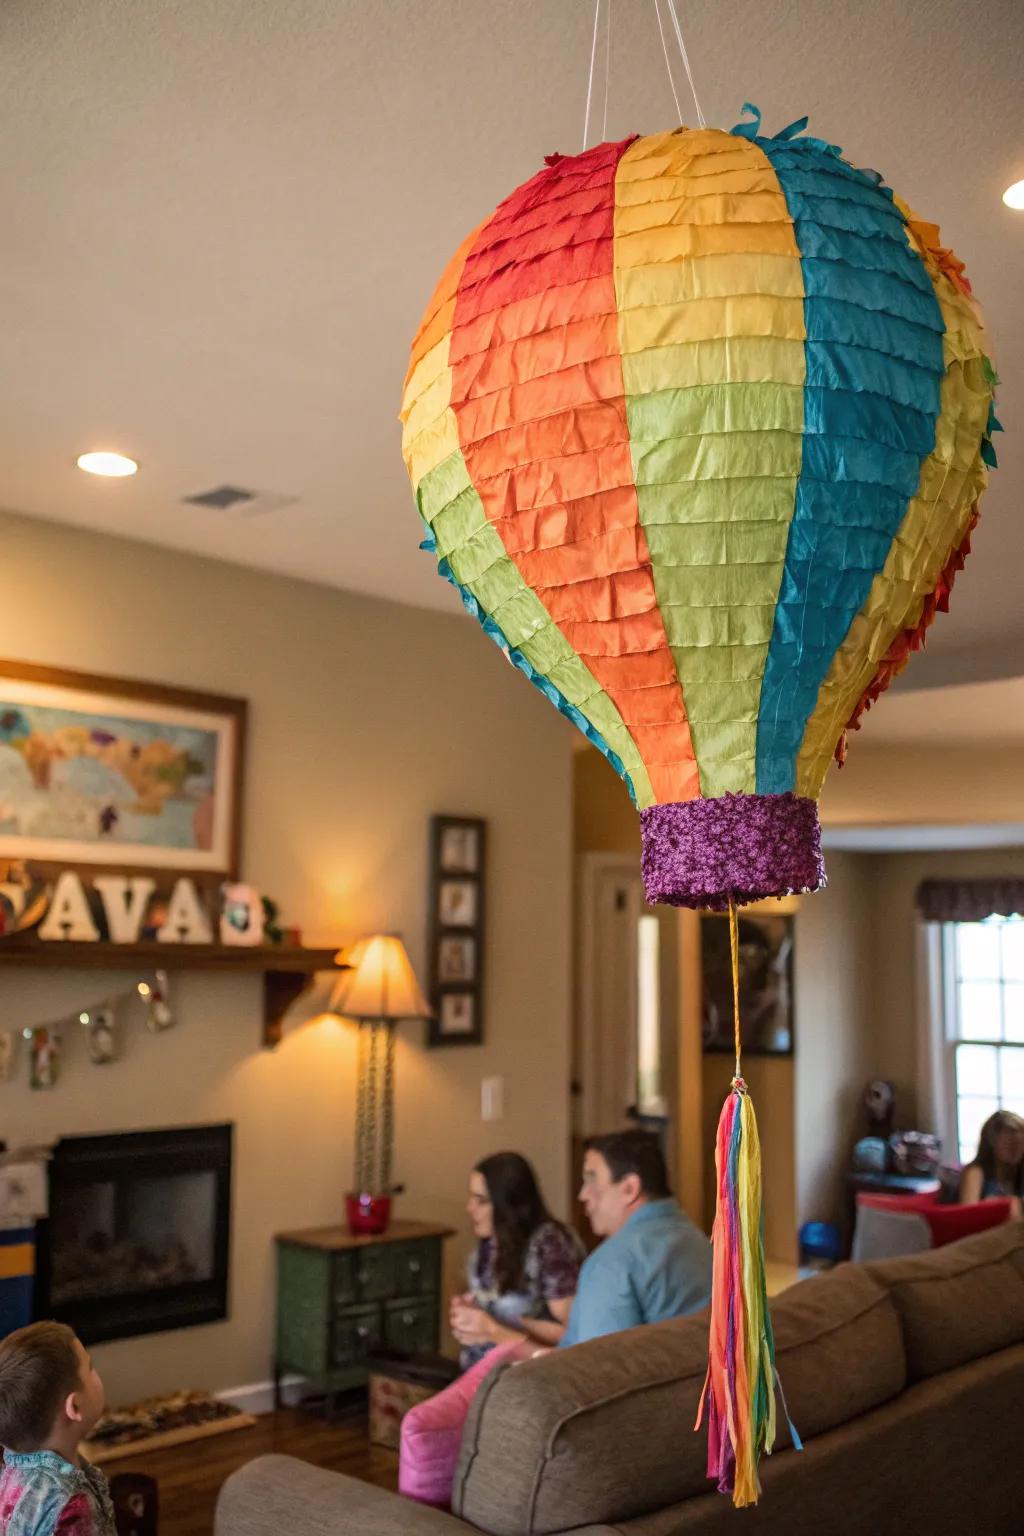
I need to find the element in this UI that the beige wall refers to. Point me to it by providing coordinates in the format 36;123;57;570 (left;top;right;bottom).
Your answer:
0;509;573;1402
572;748;641;859
793;850;874;1231
820;744;1024;827
702;1054;797;1263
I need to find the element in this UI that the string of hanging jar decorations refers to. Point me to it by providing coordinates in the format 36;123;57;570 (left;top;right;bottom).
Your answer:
0;971;175;1089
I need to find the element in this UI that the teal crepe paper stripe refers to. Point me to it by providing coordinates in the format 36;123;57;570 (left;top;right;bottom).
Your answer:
741;109;946;794
983;395;1002;468
419;533;638;807
980;359;1001;469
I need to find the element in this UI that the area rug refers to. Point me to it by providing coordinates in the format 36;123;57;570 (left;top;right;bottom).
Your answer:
83;1389;256;1464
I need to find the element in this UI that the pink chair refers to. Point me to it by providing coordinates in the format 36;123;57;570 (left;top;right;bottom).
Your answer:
851;1190;1013;1262
399;1340;533;1508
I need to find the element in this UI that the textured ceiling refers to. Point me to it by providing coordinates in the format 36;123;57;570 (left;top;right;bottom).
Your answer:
0;0;1020;688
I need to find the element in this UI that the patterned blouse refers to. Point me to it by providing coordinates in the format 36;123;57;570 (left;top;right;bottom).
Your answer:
0;1449;116;1536
463;1220;582;1368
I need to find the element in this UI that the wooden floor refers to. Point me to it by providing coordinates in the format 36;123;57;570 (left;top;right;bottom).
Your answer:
101;1407;398;1536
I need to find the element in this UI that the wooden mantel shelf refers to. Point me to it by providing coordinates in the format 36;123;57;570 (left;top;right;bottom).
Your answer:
0;939;346;1048
0;939;340;972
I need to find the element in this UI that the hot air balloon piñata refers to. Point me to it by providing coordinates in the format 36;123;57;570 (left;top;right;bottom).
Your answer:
400;104;998;1505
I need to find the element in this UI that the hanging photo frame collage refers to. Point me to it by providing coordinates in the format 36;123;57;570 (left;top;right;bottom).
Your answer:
427;815;485;1047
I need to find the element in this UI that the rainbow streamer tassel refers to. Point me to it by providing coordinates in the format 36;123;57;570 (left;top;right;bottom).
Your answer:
697;1078;800;1507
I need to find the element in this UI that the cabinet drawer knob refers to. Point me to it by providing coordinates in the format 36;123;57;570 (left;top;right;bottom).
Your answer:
357;1270;369;1285
356;1325;370;1339
408;1259;421;1274
402;1312;415;1326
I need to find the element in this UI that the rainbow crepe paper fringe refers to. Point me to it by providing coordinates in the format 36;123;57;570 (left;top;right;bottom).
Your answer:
697;1079;801;1506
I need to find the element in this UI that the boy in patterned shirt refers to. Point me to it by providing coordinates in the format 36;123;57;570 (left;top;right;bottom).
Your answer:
0;1321;115;1535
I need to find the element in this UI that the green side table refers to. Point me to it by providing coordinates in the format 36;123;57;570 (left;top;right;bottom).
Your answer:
274;1220;454;1405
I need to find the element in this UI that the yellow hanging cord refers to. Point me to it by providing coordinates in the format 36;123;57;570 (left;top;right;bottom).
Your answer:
700;895;790;1507
729;896;742;1085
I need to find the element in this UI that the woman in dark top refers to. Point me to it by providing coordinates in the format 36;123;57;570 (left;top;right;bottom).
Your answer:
450;1151;581;1368
959;1110;1024;1217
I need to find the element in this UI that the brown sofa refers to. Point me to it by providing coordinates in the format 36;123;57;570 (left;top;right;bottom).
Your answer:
216;1222;1024;1536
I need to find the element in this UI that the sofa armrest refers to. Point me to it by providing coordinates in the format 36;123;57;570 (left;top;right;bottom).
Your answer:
215;1454;468;1536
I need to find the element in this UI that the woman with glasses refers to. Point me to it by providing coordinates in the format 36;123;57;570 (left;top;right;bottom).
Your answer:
450;1151;581;1368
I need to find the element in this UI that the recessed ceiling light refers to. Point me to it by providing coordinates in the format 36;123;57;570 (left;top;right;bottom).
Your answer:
1003;179;1024;210
77;451;138;477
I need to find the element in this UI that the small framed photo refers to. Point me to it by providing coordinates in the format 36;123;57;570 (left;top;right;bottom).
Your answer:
438;934;476;984
428;816;486;1048
439;822;481;875
438;991;478;1040
438;879;477;929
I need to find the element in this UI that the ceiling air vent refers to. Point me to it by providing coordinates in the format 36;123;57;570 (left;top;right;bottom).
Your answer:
182;485;299;517
184;484;255;510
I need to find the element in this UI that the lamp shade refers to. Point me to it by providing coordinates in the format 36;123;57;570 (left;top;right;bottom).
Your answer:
331;934;432;1020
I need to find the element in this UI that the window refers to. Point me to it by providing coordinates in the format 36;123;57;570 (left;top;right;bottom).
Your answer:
944;915;1024;1162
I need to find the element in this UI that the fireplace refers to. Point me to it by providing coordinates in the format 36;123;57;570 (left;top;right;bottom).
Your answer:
35;1125;232;1345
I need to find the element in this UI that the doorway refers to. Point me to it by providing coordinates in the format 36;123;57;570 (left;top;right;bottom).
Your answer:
572;854;685;1246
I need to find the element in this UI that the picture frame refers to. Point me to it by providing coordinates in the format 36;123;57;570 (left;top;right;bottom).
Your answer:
438;821;481;875
0;660;246;878
700;910;795;1057
428;815;485;1047
438;879;478;928
438;991;476;1038
437;934;476;984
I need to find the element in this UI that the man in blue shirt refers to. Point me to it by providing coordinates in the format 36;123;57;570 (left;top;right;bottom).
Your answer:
560;1130;712;1348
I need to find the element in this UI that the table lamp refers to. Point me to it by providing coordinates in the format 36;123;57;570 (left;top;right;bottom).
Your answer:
331;934;432;1234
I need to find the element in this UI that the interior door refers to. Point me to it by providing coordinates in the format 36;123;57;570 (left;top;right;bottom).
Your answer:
573;855;684;1243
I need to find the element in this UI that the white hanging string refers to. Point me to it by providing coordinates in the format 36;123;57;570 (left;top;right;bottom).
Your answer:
666;0;707;127
602;0;612;142
653;0;683;125
582;0;602;151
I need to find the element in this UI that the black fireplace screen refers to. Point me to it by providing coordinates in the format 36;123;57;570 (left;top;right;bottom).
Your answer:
36;1125;232;1345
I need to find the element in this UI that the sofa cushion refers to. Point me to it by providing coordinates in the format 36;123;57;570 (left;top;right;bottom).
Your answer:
214;1456;467;1536
768;1262;904;1449
867;1219;1024;1382
453;1265;904;1536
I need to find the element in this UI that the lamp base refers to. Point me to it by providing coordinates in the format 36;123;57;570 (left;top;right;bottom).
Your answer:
346;1191;393;1236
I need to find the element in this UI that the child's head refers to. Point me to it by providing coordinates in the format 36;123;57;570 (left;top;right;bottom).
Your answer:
0;1321;105;1452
